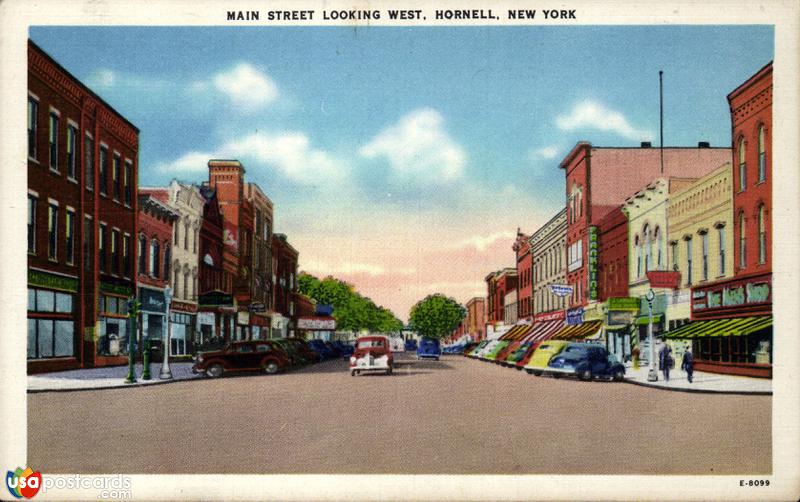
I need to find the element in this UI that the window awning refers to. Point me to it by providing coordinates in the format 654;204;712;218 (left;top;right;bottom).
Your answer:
664;315;772;339
525;319;565;343
635;314;662;325
551;320;603;340
499;324;531;341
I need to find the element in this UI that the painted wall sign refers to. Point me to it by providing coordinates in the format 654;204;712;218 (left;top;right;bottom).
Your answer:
693;279;771;312
549;284;573;297
534;310;565;322
607;297;640;311
646;271;681;289
298;317;337;330
28;268;78;292
587;226;599;300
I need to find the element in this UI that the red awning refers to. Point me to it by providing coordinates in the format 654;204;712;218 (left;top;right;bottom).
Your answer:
525;319;566;343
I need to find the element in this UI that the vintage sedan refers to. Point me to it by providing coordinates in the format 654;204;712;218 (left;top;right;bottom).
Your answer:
483;340;510;362
350;336;394;376
192;341;291;378
524;340;570;375
547;343;626;381
466;340;488;358
416;337;441;360
510;341;541;370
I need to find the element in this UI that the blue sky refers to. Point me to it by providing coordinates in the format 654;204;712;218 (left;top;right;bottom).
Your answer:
29;25;773;319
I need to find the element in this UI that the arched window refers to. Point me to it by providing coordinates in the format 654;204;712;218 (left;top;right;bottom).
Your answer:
635;235;641;278
739;211;746;269
174;222;180;245
738;137;746;191
643;224;652;273
183;271;190;299
758;204;766;264
184;222;190;250
173;267;179;295
138;234;146;274
655;226;663;270
150;239;160;278
758;125;766;183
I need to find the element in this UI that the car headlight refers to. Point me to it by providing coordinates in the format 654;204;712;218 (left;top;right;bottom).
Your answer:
350;356;356;364
197;355;204;363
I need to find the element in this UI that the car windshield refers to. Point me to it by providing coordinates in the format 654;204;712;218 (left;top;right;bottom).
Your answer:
357;340;385;349
563;346;588;354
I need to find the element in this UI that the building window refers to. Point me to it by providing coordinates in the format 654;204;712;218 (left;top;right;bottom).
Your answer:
150;239;160;278
138;234;146;274
184;222;189;250
48;112;59;171
174;221;180;245
643;224;652;273
758;125;766;183
65;210;75;265
701;232;709;281
111;230;120;276
685;237;693;286
28;195;37;254
738;138;746;191
28;97;38;159
124;160;133;206
758;204;766;264
83;216;93;272
718;226;726;276
47;203;58;261
66;124;78;180
98;224;107;272
27;289;75;359
123;234;131;277
99;146;108;196
739;212;746;269
193;228;198;253
164;246;171;280
113;154;121;201
173;269;180;295
635;235;641;278
655;227;663;270
85;134;94;190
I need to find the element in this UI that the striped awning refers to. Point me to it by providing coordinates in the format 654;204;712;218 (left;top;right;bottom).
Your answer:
499;324;533;341
525;319;566;343
551;320;603;340
664;315;772;339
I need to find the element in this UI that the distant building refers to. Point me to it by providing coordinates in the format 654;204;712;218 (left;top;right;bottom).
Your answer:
531;208;567;317
465;297;486;341
245;183;274;339
272;233;299;337
513;230;533;322
485;268;517;327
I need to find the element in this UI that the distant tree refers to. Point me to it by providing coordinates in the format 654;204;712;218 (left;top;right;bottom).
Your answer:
408;294;466;340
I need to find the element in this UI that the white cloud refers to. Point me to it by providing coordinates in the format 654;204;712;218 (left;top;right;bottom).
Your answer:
301;260;416;277
88;69;116;88
359;108;466;183
450;231;516;252
555;100;653;141
154;132;346;185
534;145;560;159
211;62;278;109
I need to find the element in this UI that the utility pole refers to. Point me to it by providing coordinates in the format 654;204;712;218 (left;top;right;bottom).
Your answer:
659;70;664;174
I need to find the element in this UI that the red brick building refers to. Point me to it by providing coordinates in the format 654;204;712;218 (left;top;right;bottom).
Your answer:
246;183;274;339
272;233;299;337
597;205;629;301
465;297;486;340
513;230;533;322
197;186;232;347
559;143;731;309
135;193;178;353
485;268;517;327
27;41;139;373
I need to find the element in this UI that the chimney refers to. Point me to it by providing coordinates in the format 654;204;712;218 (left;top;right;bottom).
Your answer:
641;141;652;148
698;141;710;148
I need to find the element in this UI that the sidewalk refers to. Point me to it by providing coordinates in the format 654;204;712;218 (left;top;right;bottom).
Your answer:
28;362;201;393
624;364;772;395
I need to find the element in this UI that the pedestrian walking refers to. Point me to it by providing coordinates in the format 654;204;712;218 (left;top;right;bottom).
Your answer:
658;342;673;382
682;345;695;383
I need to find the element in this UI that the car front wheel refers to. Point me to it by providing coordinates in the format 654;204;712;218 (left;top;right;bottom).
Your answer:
350;369;356;377
613;369;624;382
263;361;279;375
206;363;223;378
579;369;592;381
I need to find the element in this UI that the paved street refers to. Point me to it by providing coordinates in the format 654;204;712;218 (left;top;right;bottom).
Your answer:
28;353;771;475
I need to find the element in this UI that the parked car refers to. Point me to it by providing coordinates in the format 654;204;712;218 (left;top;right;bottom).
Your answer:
404;339;418;352
192;340;291;377
287;338;321;363
333;340;355;359
462;342;479;356
547;343;626;381
323;341;342;358
473;339;501;360
524;340;570;375
483;340;510;362
270;339;308;366
308;339;334;359
494;341;522;365
416;337;441;360
508;341;540;370
350;336;393;376
466;340;488;358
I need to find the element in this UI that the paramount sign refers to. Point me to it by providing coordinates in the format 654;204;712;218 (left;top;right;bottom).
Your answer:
298;317;336;330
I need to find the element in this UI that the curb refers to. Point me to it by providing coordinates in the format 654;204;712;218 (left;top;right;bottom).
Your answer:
622;377;772;396
27;376;203;394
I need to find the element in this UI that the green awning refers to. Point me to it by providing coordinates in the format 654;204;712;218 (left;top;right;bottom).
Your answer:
635;315;662;325
604;324;630;331
664;316;772;339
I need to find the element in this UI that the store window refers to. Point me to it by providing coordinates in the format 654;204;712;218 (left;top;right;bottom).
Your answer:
757;125;766;183
65;210;75;265
170;312;194;356
97;294;129;357
98;224;107;272
758;204;766;264
28;194;37;254
99;145;108;196
48;111;59;171
113;154;121;201
66;124;77;180
739;212;746;269
28;96;38;159
27;288;74;359
738;138;746;191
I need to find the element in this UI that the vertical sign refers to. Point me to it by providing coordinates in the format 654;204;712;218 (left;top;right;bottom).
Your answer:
587;226;599;300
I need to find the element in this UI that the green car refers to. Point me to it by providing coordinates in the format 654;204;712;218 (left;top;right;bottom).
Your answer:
503;341;535;366
270;339;307;366
483;341;510;361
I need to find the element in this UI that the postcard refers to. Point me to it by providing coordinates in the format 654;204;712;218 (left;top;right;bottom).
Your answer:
1;0;798;500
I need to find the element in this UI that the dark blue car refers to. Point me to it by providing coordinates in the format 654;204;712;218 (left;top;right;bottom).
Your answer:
308;339;334;359
416;337;441;360
333;340;355;358
404;339;418;352
546;343;625;381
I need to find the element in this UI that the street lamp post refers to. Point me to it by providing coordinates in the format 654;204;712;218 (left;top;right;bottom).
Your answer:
646;288;658;382
124;297;139;384
160;287;173;380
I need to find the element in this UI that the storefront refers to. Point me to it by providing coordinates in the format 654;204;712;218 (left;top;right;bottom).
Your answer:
551;306;603;341
138;286;167;353
604;297;640;362
197;291;235;347
526;310;565;343
95;282;134;365
27;269;80;373
297;316;336;340
665;272;772;378
168;300;196;356
236;311;250;341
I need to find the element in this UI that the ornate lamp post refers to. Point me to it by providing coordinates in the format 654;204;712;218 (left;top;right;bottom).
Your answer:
160;286;173;380
124;297;140;384
646;288;658;382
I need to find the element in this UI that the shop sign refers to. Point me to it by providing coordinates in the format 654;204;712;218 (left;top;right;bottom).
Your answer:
100;281;132;297
198;291;234;307
693;277;771;313
237;311;250;325
587;226;599;300
171;300;197;313
646;271;681;289
249;302;266;313
535;310;565;322
549;284;573;297
566;306;584;326
298;317;337;330
197;312;215;325
28;269;78;292
607;297;640;311
139;288;166;313
607;311;635;325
